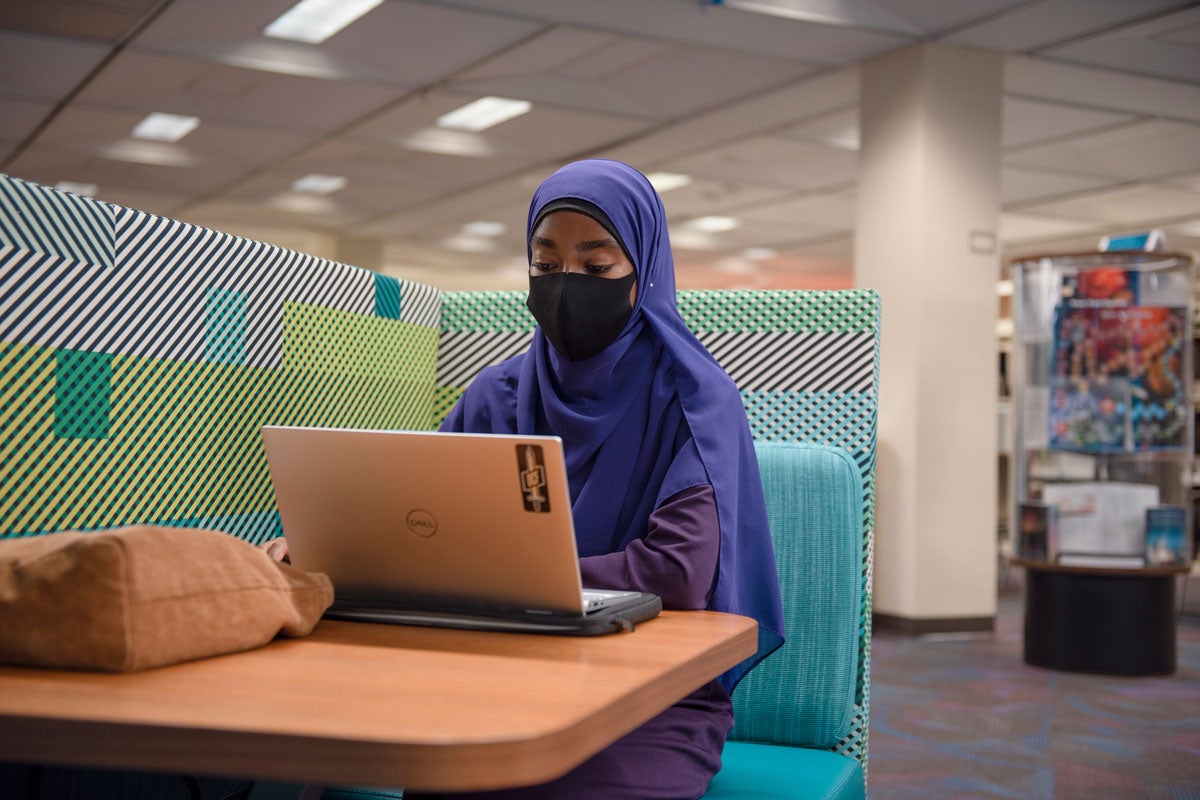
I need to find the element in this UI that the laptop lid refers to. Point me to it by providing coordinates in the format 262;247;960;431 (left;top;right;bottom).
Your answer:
261;426;589;615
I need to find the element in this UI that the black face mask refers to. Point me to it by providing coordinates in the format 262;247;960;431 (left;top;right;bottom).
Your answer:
527;272;637;362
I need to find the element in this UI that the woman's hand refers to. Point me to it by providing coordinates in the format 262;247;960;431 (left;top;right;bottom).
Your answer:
260;536;291;564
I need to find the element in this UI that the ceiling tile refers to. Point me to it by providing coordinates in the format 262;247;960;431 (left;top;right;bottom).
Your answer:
349;90;650;161
454;38;819;120
1039;6;1200;84
1001;166;1122;206
351;177;536;239
604;67;858;166
779;107;860;151
0;0;160;43
1167;171;1200;191
0;29;109;99
999;212;1105;244
1005;56;1200;123
1002;96;1137;149
221;170;430;217
453;26;650;82
32;105;315;165
946;0;1183;53
1005;120;1200;181
442;0;912;63
74;50;404;132
735;191;858;231
135;0;543;87
1016;184;1200;225
0;96;52;143
596;46;819;120
179;197;358;232
666;136;857;192
870;0;1028;36
6;145;250;201
656;180;793;219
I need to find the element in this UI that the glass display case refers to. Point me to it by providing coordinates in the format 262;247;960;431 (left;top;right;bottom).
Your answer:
1009;251;1195;568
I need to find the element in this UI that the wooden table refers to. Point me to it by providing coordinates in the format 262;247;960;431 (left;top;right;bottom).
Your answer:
0;610;756;794
1013;557;1189;675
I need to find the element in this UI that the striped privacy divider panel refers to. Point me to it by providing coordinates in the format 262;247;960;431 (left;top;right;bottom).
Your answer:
1;173;442;542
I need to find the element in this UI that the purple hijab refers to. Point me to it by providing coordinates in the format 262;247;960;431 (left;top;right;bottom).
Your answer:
441;159;783;688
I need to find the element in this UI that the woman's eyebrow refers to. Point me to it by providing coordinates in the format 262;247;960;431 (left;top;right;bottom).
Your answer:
576;238;619;252
530;235;556;248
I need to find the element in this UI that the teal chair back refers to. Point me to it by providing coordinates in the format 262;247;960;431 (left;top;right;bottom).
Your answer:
735;442;863;748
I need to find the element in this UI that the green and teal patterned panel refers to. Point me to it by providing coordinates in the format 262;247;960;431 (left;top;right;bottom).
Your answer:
0;173;442;542
434;288;880;770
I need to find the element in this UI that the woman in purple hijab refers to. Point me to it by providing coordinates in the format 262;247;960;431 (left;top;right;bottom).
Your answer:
423;159;784;800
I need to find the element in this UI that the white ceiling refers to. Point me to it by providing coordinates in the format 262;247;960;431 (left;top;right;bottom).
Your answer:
1;0;1199;290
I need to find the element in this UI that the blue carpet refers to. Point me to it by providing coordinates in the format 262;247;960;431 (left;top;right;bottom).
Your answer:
867;568;1200;799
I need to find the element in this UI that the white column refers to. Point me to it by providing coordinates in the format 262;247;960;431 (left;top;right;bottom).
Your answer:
855;43;1003;631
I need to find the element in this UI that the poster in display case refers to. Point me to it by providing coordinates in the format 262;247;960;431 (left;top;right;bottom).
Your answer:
1009;251;1195;564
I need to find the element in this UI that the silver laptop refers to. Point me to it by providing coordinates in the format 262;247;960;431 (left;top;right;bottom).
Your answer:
260;426;660;633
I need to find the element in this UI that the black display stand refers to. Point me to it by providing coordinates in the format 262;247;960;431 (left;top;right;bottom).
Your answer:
1016;557;1188;675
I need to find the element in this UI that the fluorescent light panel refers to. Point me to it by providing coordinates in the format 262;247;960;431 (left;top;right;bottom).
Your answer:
54;181;98;197
646;172;693;193
686;215;740;233
437;97;532;132
292;173;347;194
265;0;384;44
132;112;200;142
462;221;506;237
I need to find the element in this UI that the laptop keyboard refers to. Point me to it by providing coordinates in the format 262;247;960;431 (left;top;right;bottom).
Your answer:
582;588;636;612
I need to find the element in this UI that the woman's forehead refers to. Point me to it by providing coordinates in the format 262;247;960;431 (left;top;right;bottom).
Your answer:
531;209;610;238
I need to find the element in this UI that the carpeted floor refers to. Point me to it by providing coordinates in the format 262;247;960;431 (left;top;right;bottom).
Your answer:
866;567;1200;799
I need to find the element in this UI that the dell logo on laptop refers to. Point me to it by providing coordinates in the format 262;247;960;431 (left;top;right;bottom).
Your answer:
405;509;438;538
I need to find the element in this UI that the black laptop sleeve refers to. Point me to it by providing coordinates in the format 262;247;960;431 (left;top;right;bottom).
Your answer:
323;591;663;636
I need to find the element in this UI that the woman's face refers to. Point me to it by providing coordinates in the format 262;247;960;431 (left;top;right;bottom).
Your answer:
530;210;636;305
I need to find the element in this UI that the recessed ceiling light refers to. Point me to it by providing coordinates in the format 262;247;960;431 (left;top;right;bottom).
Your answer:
400;128;497;158
131;112;200;142
646;172;693;193
437;97;532;132
99;141;196;168
292;173;347;195
54;181;98;197
686;216;741;233
271;193;335;214
442;235;496;254
462;221;506;238
719;0;923;34
264;0;384;44
743;247;776;261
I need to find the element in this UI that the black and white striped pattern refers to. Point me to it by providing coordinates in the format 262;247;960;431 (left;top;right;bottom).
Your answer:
1;208;382;364
399;278;441;329
114;209;376;367
435;330;533;387
0;245;97;347
0;175;114;268
699;331;875;393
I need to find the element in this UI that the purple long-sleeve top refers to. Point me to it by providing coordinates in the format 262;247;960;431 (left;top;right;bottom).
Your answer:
420;483;733;800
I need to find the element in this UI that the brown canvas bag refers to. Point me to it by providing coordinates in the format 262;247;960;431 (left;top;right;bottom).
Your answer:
0;525;333;671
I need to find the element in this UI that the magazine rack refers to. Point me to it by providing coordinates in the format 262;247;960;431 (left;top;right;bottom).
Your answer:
1009;251;1195;675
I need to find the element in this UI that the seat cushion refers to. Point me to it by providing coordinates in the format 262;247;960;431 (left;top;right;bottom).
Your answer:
702;741;864;800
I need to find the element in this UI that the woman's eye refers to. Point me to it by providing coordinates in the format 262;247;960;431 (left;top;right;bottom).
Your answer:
531;262;557;272
586;263;613;274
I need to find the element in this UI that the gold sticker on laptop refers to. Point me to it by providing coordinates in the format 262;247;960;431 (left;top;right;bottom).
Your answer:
516;444;550;513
